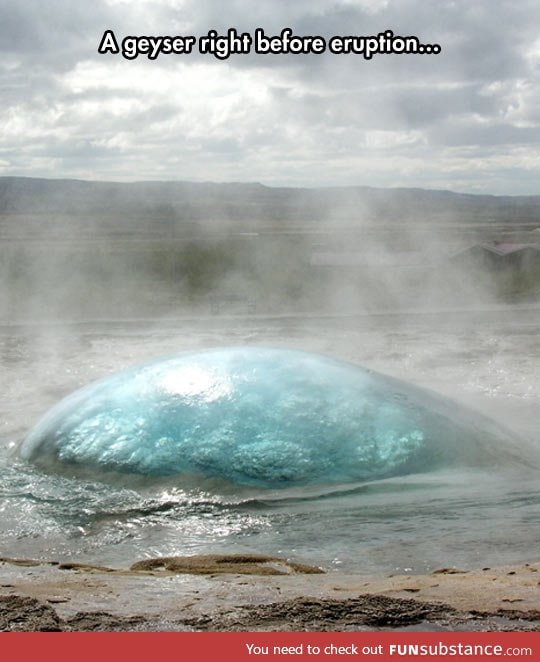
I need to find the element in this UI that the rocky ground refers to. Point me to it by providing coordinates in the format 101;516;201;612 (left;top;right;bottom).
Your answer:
1;555;538;632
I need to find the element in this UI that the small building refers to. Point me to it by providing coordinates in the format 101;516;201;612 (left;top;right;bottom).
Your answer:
448;242;540;299
449;242;540;271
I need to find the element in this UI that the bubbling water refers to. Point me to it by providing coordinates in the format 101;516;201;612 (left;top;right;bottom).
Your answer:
21;347;513;488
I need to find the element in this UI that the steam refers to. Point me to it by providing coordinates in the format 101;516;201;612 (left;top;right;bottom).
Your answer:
0;177;539;457
1;178;539;323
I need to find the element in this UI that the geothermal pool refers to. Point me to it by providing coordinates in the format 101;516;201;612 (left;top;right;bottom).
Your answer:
1;313;539;574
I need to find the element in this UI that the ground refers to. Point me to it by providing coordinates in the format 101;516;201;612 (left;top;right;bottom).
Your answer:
1;555;538;632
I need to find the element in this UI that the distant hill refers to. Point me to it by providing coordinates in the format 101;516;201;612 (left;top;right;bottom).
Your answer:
1;176;540;225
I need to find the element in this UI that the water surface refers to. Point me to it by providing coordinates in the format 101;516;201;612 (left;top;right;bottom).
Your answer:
1;313;539;574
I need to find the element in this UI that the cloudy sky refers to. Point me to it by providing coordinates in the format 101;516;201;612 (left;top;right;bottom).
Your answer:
1;0;540;193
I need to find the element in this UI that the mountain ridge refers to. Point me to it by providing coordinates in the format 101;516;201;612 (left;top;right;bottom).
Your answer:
1;176;539;224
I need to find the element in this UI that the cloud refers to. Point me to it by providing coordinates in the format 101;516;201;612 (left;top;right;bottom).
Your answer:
0;0;539;192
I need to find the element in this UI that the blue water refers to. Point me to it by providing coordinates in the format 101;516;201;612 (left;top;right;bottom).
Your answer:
21;347;513;487
1;319;539;574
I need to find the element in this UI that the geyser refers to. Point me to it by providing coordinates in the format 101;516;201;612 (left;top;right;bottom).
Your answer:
21;347;505;487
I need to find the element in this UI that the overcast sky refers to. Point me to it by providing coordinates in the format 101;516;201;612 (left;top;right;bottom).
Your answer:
1;0;539;193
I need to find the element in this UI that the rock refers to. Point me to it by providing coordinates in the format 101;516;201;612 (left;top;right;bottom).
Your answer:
0;595;62;632
130;554;324;576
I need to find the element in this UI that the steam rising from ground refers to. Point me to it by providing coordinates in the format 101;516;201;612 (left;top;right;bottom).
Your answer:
1;179;539;322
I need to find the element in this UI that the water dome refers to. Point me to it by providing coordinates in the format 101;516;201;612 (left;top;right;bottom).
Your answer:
21;347;505;487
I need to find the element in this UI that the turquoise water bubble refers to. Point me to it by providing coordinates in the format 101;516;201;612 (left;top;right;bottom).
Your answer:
21;347;505;487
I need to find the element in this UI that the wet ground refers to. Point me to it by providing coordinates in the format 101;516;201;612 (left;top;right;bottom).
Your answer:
1;555;539;632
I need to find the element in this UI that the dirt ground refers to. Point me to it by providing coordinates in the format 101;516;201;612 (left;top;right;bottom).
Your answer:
1;555;539;632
